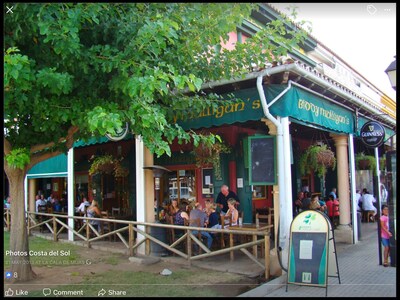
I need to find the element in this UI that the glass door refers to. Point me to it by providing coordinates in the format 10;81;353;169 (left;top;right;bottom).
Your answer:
168;169;196;204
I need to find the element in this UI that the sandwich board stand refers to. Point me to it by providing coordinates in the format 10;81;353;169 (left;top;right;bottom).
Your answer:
286;210;341;296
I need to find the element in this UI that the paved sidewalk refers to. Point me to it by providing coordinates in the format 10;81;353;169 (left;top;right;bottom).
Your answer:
239;222;396;297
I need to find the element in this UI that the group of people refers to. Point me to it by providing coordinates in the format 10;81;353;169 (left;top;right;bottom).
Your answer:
293;188;339;223
35;193;67;213
165;184;240;250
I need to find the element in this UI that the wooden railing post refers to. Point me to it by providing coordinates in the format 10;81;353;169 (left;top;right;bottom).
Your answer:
145;225;150;256
186;227;191;266
129;223;134;257
230;233;234;261
264;232;270;280
86;220;90;248
53;216;57;241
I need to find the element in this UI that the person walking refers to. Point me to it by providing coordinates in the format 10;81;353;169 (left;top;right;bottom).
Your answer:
380;204;392;267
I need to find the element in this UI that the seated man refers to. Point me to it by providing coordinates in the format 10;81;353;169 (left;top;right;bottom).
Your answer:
190;202;213;249
76;197;90;214
361;189;377;220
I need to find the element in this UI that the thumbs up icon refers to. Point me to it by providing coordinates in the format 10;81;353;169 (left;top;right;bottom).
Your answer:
5;288;14;297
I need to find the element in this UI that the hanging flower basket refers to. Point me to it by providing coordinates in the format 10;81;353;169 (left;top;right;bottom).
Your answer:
317;149;336;168
89;155;129;177
355;152;376;171
299;144;336;178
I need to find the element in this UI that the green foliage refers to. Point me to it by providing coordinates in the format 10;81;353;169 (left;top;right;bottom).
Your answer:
5;148;30;170
299;144;336;178
89;155;128;177
192;139;231;180
4;3;309;163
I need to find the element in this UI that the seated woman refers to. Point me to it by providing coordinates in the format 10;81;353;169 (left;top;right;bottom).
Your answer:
167;199;180;222
309;194;321;211
85;200;102;232
224;198;239;227
174;202;190;236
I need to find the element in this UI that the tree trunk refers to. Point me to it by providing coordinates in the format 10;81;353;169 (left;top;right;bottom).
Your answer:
5;165;36;282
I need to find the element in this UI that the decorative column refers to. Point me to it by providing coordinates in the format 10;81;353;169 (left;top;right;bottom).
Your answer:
135;136;155;255
331;133;352;243
28;178;37;217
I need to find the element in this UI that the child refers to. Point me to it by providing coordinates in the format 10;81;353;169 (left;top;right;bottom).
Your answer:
208;203;221;229
380;204;392;267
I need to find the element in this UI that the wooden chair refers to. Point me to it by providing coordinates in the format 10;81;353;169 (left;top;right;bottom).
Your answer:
255;212;271;226
165;214;176;244
111;207;121;217
37;205;48;232
219;215;232;248
189;218;204;254
100;211;112;241
362;210;375;223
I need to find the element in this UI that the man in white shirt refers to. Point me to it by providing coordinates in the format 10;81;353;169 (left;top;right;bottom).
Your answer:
76;197;90;213
361;189;377;217
35;195;46;212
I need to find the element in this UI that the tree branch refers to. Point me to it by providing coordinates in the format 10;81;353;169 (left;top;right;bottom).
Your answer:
30;126;79;154
28;150;63;170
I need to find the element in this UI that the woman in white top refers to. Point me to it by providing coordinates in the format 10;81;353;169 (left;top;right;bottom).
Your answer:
225;198;239;226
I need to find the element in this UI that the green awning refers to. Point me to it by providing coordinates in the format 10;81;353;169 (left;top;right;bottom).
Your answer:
267;85;355;134
176;84;356;134
27;135;135;178
73;136;110;148
27;154;68;178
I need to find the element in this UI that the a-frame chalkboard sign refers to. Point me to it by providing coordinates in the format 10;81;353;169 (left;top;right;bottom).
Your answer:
286;210;341;296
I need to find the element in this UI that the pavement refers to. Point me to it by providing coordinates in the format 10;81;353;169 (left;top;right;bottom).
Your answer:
239;221;397;297
30;220;396;297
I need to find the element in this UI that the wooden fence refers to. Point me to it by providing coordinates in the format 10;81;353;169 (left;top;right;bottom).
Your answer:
4;208;272;279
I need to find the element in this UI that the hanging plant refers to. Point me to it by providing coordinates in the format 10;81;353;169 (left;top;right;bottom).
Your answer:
89;154;129;177
299;144;336;179
192;142;231;180
355;152;376;171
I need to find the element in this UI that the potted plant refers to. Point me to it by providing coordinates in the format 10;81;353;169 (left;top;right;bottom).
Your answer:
299;143;336;196
355;152;376;171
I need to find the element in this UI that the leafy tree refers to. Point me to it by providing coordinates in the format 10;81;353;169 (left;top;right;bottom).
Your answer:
4;3;307;281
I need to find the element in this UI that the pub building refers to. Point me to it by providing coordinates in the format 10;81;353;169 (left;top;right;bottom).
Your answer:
17;3;395;272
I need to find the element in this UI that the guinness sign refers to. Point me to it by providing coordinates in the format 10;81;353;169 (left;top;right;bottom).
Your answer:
105;122;129;142
360;121;385;148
